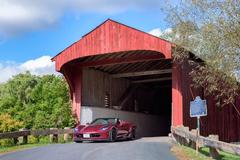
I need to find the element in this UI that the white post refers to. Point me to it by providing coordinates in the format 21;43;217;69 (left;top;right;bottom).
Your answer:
196;116;200;154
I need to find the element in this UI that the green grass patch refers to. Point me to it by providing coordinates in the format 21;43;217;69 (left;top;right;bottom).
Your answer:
183;146;210;160
200;147;240;160
172;144;240;160
0;135;73;155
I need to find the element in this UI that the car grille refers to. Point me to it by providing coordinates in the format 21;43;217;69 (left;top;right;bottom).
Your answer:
90;134;100;137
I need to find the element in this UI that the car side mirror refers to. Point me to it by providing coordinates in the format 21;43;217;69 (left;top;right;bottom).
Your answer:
116;121;120;126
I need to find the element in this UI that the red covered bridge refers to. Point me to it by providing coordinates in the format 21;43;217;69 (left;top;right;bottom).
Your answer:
52;19;240;142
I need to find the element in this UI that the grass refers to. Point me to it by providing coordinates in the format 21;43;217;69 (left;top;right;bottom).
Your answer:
0;135;72;155
200;147;240;160
171;144;212;160
171;144;240;160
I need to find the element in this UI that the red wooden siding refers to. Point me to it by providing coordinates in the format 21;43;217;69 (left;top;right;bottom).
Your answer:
178;60;240;142
62;66;82;120
172;63;183;126
52;19;172;71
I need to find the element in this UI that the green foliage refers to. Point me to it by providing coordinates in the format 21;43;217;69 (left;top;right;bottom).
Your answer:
0;139;15;147
0;113;24;146
189;62;239;107
0;72;74;130
28;135;40;144
0;113;23;132
163;0;240;107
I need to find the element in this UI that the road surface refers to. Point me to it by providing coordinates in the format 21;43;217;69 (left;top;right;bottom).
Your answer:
0;137;176;160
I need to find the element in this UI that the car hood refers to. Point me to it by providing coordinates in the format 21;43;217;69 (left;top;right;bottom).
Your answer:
80;124;109;132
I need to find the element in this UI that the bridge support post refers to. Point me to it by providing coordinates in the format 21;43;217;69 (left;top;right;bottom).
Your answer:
64;127;70;142
208;135;220;159
50;128;58;143
19;128;28;144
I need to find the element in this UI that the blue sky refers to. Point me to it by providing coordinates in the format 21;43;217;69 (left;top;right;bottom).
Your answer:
0;11;168;62
0;0;173;82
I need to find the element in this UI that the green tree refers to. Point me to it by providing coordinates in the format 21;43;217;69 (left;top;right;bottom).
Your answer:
0;72;74;130
30;75;74;129
163;0;240;107
0;72;38;121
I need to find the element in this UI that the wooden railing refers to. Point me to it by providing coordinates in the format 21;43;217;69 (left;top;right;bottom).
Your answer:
171;126;240;158
0;128;73;144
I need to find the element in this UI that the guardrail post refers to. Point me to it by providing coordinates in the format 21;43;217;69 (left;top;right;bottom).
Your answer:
183;127;190;145
49;128;58;143
13;137;18;145
19;128;28;144
64;127;70;142
190;129;197;149
208;135;220;159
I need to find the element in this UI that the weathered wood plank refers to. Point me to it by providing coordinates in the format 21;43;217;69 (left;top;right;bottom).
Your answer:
82;68;130;107
201;136;240;155
132;77;172;84
172;126;240;156
112;69;172;78
0;128;73;139
78;54;164;68
0;130;30;139
31;129;73;136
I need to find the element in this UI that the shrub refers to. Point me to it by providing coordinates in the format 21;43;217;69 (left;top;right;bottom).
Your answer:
0;113;23;133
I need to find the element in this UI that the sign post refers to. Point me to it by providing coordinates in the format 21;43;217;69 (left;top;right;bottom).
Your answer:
196;116;200;153
190;96;207;154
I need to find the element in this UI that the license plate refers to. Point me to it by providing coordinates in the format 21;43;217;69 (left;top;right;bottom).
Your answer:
83;134;90;138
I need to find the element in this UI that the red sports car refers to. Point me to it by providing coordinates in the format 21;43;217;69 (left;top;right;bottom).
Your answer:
73;118;136;142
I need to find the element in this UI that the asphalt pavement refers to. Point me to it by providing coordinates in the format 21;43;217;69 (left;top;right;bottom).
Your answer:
0;137;176;160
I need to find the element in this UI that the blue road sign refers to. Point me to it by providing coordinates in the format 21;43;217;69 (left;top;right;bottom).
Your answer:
190;96;207;117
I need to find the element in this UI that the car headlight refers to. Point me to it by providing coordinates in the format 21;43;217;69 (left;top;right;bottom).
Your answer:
100;126;109;131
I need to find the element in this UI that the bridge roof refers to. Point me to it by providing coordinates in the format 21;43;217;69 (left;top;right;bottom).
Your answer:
52;19;173;71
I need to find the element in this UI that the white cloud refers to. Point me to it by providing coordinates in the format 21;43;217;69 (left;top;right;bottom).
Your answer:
148;27;178;42
148;28;162;37
148;28;172;37
0;0;64;38
0;0;163;38
0;55;57;83
20;56;54;74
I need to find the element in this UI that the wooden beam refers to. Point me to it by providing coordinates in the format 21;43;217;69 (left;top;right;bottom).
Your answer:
171;126;240;156
119;86;137;108
77;54;165;68
132;77;172;83
112;69;172;78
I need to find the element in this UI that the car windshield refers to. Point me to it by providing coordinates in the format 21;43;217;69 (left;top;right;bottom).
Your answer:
91;118;116;125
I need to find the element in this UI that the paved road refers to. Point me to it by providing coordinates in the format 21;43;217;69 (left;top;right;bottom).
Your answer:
0;137;176;160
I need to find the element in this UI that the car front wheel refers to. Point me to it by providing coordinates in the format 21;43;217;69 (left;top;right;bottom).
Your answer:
109;128;117;142
130;129;136;140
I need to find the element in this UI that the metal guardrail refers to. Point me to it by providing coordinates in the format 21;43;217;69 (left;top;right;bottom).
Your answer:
171;126;240;157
